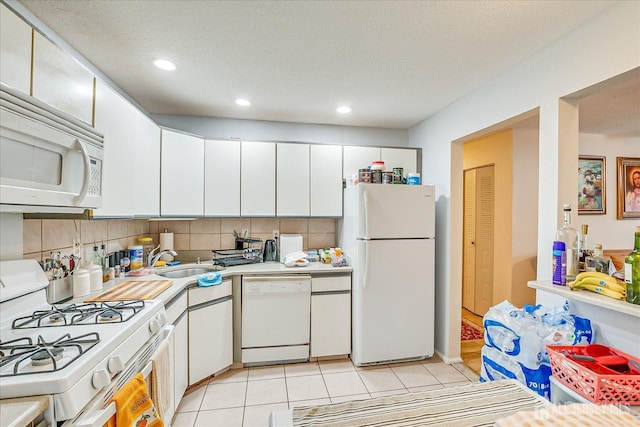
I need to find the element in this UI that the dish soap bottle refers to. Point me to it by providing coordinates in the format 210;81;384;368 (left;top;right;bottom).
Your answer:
624;226;640;305
556;204;579;282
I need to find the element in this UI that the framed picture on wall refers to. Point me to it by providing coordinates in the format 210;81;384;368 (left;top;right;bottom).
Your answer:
617;157;640;219
578;156;606;215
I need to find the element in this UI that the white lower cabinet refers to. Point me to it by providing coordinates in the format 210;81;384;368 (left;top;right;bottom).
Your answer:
173;312;188;409
310;275;351;357
188;280;233;385
164;291;188;412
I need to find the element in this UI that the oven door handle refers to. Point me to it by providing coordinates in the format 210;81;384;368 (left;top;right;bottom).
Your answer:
75;361;153;427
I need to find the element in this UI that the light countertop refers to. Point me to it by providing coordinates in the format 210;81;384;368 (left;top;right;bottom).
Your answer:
528;280;640;318
82;261;352;305
0;396;49;427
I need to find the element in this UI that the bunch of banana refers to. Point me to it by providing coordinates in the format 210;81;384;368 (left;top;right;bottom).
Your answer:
568;271;626;300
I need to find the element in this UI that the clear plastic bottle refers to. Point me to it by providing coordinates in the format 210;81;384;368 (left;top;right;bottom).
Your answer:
624;226;640;305
556;204;579;282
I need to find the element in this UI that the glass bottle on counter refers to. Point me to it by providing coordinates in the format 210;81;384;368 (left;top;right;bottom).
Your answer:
578;224;591;272
556;204;579;282
585;244;610;273
624;226;640;305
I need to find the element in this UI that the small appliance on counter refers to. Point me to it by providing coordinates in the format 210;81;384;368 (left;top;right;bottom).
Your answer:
279;234;303;263
263;239;278;261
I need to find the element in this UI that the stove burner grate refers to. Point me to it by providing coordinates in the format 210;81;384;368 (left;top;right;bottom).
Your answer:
0;332;100;376
11;300;145;329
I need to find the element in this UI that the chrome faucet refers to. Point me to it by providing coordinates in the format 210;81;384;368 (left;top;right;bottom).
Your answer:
147;244;178;267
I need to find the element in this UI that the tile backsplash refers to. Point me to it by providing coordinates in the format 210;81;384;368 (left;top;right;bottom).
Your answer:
23;218;336;263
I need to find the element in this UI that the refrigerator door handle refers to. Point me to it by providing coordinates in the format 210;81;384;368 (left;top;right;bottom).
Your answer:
363;189;369;238
363;242;369;288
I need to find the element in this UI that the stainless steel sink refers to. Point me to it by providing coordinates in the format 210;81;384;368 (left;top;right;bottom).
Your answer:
156;266;220;279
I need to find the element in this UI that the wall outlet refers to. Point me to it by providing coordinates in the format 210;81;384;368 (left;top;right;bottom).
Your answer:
272;230;279;239
73;238;81;257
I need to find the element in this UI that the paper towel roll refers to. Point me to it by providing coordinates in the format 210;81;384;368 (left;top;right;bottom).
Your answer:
160;232;174;262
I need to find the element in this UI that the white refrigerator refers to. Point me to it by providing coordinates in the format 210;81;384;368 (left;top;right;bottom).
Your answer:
339;184;435;366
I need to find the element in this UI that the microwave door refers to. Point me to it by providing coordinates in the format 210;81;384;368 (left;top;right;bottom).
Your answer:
0;106;102;208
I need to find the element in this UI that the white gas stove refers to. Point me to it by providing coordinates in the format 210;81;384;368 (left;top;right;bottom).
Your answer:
0;260;168;425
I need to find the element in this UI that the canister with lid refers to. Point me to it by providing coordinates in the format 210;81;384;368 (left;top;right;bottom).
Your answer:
370;160;385;171
407;173;421;185
129;246;143;270
358;168;371;183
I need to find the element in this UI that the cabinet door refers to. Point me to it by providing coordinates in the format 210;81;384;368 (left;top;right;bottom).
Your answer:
277;143;310;216
0;4;31;94
204;140;240;216
93;81;137;217
188;298;233;385
174;313;188;409
381;148;418;177
311;293;351;357
134;113;161;217
32;32;94;124
241;141;275;216
161;129;204;216
310;145;342;217
343;146;380;180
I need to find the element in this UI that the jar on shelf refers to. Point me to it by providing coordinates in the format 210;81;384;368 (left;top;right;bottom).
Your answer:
370;160;385;171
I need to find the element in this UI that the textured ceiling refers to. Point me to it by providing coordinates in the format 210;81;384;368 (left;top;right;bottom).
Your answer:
16;0;629;131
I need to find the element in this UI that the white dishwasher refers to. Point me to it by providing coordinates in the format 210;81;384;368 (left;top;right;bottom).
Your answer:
242;275;311;365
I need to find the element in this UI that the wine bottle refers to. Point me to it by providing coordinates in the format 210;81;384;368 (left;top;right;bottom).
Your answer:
624;226;640;305
556;204;579;281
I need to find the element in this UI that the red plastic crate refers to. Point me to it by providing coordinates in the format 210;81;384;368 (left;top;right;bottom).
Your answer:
547;345;640;405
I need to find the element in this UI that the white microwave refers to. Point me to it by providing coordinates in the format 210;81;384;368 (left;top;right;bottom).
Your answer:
0;83;104;213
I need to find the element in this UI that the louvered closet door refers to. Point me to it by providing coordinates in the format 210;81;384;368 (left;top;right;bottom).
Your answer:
462;169;477;312
474;165;495;316
462;165;495;316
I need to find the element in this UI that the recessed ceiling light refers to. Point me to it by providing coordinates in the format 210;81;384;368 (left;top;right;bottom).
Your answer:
153;59;176;71
337;106;352;114
235;98;251;106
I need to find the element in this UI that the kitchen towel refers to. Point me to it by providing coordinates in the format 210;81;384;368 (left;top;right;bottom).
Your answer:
107;373;163;427
150;339;172;421
196;272;222;287
159;232;174;262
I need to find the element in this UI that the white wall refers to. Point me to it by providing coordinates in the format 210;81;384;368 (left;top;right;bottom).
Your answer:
511;127;539;306
153;115;409;147
409;2;640;362
578;133;640;249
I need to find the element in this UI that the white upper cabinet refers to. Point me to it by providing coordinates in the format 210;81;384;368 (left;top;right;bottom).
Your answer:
277;143;310;216
343;146;380;179
205;140;241;216
93;81;160;218
93;81;137;217
311;144;343;216
0;4;31;94
381;147;419;177
241;141;276;216
161;129;204;217
134;112;161;217
32;32;94;124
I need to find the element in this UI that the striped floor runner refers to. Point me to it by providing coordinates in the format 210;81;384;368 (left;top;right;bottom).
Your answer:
292;380;550;427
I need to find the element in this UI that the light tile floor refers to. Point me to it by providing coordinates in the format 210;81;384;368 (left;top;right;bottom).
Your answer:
172;357;479;427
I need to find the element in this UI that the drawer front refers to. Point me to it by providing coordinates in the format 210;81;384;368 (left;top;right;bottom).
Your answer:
311;275;351;292
189;278;232;306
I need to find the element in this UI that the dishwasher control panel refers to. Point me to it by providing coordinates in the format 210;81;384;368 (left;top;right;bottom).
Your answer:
242;276;311;295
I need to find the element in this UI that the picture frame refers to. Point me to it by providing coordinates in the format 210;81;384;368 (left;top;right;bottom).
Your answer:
578;156;606;215
617;157;640;219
